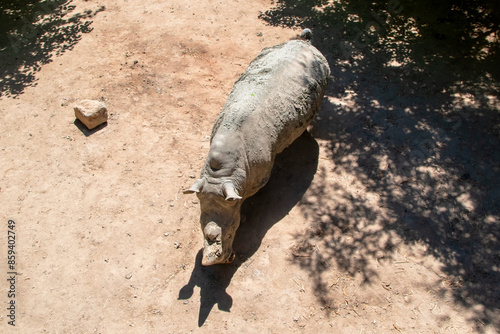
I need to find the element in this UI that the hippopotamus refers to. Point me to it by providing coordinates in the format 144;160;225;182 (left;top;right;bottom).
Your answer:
184;29;330;265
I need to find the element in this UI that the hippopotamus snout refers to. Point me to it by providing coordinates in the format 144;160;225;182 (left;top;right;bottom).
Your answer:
202;221;236;266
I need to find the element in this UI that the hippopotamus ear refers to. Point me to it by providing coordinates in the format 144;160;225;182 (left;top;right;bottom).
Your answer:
223;181;242;201
183;178;204;194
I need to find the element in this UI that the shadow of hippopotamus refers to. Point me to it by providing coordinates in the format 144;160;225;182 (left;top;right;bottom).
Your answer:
178;130;319;326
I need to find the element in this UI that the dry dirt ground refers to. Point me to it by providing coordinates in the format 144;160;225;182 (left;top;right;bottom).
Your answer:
1;0;499;333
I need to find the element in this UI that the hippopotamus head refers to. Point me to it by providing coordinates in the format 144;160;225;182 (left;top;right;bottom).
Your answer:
184;178;243;265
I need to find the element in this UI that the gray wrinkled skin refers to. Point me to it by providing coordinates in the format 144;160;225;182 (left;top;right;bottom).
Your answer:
185;36;330;266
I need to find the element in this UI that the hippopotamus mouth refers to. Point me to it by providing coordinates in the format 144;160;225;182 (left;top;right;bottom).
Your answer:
201;221;236;266
201;242;235;266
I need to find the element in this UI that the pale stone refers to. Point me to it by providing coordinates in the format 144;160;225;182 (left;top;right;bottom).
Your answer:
74;100;108;130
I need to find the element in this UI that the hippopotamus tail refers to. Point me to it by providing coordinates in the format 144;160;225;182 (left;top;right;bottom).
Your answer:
300;28;313;43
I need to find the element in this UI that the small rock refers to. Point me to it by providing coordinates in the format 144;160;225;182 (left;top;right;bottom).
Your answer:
174;242;181;249
74;99;108;130
125;273;132;279
164;233;169;237
293;314;300;322
257;32;263;37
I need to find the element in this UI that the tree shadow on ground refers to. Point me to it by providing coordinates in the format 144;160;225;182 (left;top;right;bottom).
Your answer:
0;0;105;97
178;130;320;326
260;0;499;331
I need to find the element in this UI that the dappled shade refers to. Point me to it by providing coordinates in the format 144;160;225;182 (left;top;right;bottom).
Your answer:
0;0;105;97
261;0;499;331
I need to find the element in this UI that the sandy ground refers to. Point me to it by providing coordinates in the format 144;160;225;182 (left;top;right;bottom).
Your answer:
1;0;499;333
